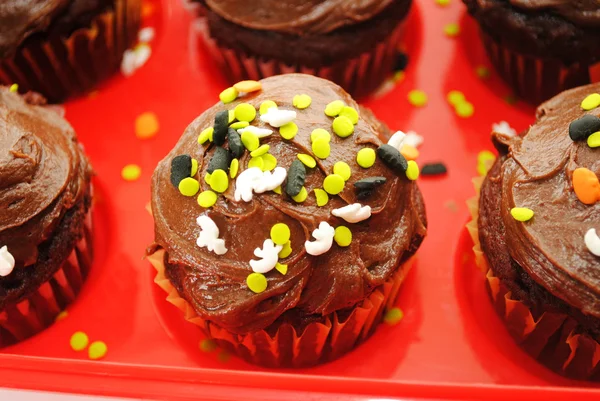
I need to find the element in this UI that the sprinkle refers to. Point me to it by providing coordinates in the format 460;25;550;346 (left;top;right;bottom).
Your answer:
384;308;404;325
241;131;260;151
332;116;354;138
230;159;239;178
323;174;345;195
213;111;229;145
406;161;420;180
9;83;18;93
334;226;352;247
588;132;600;148
492;121;517;136
273;186;282;195
305;222;335;256
447;91;465;106
476;66;491;79
227;130;244;158
585;229;600;257
292;186;308;202
248;156;264;170
122;164;141;181
421;163;448;176
250;239;283;273
325;100;345;117
209;170;228;193
198;127;213;144
179;177;200;196
477;150;496;176
298;154;316;168
333;161;351;181
234;80;262;93
582;93;600;111
247;273;267;293
286;159;306;197
259;100;277;115
354;177;386;191
55;310;68;322
275;263;288;275
332;203;372;223
404;131;424;148
357;148;376;168
200;339;217;353
293;94;312;109
339;106;359;124
261;108;297;127
70;332;89;352
219;87;238;104
121;44;152;76
204;172;212;184
234;103;257;122
235;167;287;202
408;90;428;107
138;27;155;43
197;215;227;255
569;115;600;141
377;144;408;174
279;241;292;258
88;341;108;360
135;112;159;139
230;121;249;129
280;122;298;140
435;0;450;6
573;167;600;205
313;188;329;207
455;101;474;118
510;207;534;222
312;138;331;159
394;52;409;71
261;154;278;171
444;23;460;37
251;144;270;157
170;155;192;187
191;159;199;176
198;190;218;208
311;128;331;142
271;223;291;245
387;131;406;150
400;145;419;161
238;125;273;139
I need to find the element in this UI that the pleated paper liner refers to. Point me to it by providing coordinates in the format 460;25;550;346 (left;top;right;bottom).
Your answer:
466;176;600;380
194;18;406;99
0;212;94;348
0;0;142;102
148;248;413;368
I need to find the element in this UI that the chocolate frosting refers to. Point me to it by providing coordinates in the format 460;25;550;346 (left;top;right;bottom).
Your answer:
150;74;427;334
507;0;600;26
0;87;92;267
202;0;395;35
484;83;600;318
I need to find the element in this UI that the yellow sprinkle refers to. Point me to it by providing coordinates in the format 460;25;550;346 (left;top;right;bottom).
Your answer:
179;177;200;196
273;186;282;195
339;106;359;125
251;144;270;157
9;83;18;93
384;307;404;325
323;174;345;195
198;127;214;144
292;186;308;203
280;122;298;140
204;172;212;184
230;121;249;129
313;188;329;207
311;128;331;143
357;148;376;168
230;158;239;178
199;338;218;352
233;80;262;93
408;90;428;107
312;138;331;159
332;116;354;138
197;190;218;208
279;241;292;258
333;161;351;181
219;87;238;104
406;160;420;180
55;311;68;322
394;71;405;82
325;100;345;117
435;0;450;6
275;262;288;275
234;103;256;122
70;331;89;351
209;169;229;193
259;100;277;115
271;223;291;245
135;112;159;139
588;131;600;148
121;164;141;181
88;341;108;360
455;101;474;118
511;207;534;222
228;110;235;123
248;156;264;170
334;226;352;247
476;66;491;79
582;93;600;111
293;94;312;109
444;23;460;37
191;159;199;176
297;153;317;168
447;90;465;106
247;273;267;293
261;153;277;171
477;150;496;176
241;131;260;151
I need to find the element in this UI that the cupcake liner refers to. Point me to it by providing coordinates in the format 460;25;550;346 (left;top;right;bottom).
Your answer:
148;249;413;367
467;177;600;380
0;0;142;102
480;29;600;104
0;211;93;348
194;18;406;99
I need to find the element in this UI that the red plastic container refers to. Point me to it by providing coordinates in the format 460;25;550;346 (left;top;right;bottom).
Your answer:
2;0;600;400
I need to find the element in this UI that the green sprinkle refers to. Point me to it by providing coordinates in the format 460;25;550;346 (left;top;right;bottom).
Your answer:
199;339;217;352
332;116;354;138
259;100;277;115
280;122;298;140
293;94;312;109
178;177;200;197
510;207;534;222
339;106;359;125
261;153;278;171
334;226;352;247
9;84;18;93
219;87;238;104
357;148;376;168
279;241;292;258
313;188;329;207
311;128;331;143
248;156;264;170
384;307;404;325
476;66;491;79
230;158;239;178
275;262;288;275
241;131;260;151
204;172;212;184
408;90;428;107
325;100;345;117
209;169;229;193
234;103;256;122
406;160;420;180
455;101;474;118
247;273;267;293
197;190;218;208
198;127;213;144
323;174;345;195
292;186;308;203
230;121;249;129
228;110;236;123
582;93;600;111
273;186;282;195
298;154;316;168
191;159;199;176
447;90;465;106
444;23;460;37
251;144;270;157
333;161;352;181
312;138;331;159
270;223;291;245
588;131;600;148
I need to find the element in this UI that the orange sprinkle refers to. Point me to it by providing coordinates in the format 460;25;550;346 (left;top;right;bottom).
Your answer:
400;144;420;161
135;112;159;139
233;80;262;93
573;167;600;205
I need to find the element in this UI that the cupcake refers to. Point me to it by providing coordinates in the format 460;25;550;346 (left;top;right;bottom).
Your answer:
147;74;427;367
192;0;412;98
0;0;142;102
467;83;600;379
463;0;600;104
0;87;94;347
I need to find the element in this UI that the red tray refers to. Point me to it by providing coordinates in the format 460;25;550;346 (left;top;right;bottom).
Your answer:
2;0;599;400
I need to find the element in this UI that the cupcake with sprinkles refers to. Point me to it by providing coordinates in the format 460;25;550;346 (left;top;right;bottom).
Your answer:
467;83;600;379
191;0;412;98
147;74;427;367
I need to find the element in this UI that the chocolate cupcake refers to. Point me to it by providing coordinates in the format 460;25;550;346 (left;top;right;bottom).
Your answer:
147;74;427;367
0;0;142;102
0;87;94;347
463;0;600;104
192;0;412;98
468;83;600;379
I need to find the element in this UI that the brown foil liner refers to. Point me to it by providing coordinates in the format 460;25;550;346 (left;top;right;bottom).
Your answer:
148;249;413;367
467;177;600;380
0;0;141;102
0;212;93;348
194;18;406;99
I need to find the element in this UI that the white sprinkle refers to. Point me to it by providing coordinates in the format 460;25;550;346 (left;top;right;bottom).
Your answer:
492;121;517;137
138;27;155;43
238;125;273;138
250;239;283;273
234;167;287;202
403;131;423;148
332;203;372;223
260;108;296;128
304;222;335;256
585;228;600;257
388;130;406;151
254;167;287;193
121;44;152;77
0;246;15;277
196;215;227;255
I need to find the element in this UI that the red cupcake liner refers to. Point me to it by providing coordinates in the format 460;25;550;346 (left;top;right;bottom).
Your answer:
0;0;141;102
148;248;413;368
194;18;406;99
467;177;600;380
0;212;94;348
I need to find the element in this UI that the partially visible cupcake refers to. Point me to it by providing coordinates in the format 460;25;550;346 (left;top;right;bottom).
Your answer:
0;87;94;347
192;0;412;98
467;83;600;379
463;0;600;104
0;0;142;102
148;74;427;367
